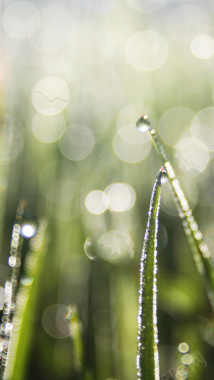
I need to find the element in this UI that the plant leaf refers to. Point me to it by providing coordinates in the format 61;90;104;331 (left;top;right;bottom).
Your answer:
136;114;214;311
137;168;165;380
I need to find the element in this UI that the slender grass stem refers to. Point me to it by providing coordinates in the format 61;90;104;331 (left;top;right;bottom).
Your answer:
136;114;214;311
137;168;166;380
3;218;47;380
0;200;27;378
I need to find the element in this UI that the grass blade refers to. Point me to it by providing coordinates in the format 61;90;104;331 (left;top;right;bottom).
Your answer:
136;114;214;311
3;218;48;380
0;200;27;379
137;168;166;380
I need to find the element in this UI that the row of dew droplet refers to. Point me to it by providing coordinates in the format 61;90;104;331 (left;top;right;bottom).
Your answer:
137;168;167;380
136;114;214;312
0;200;40;377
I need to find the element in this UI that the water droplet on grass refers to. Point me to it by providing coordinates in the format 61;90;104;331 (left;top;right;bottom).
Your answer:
136;114;151;132
160;168;168;184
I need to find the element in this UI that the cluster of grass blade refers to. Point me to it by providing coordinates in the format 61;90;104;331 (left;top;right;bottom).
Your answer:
136;114;214;311
0;113;212;380
136;114;214;380
0;205;85;380
4;218;48;380
0;200;26;379
0;201;48;380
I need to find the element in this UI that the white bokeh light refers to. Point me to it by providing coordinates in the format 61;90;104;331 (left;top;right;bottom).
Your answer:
32;77;70;116
191;35;214;59
125;30;168;71
20;222;38;238
85;190;108;214
104;183;136;212
32;113;65;143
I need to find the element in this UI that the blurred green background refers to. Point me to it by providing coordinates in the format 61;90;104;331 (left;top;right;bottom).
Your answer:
0;0;214;379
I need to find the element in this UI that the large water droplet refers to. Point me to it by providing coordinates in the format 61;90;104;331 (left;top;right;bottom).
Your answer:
160;168;168;184
136;114;151;132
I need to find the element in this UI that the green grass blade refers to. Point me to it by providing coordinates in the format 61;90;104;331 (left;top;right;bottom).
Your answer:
0;201;27;379
136;114;214;311
3;218;48;380
137;168;165;380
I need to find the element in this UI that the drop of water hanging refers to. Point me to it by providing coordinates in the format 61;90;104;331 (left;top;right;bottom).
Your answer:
160;168;168;184
136;114;151;132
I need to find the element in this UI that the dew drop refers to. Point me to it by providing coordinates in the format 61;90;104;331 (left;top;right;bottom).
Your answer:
160;168;168;184
136;114;151;132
